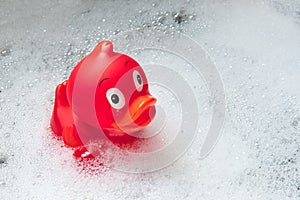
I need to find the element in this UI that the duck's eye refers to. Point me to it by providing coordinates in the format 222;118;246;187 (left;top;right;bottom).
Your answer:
133;70;143;92
106;88;125;109
111;94;119;104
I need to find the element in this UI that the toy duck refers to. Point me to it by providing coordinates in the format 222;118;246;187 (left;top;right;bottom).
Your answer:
50;41;156;158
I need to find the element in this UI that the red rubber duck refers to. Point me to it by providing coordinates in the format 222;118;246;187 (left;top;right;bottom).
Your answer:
50;41;156;158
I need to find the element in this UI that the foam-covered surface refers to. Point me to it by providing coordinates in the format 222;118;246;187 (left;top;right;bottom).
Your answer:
1;0;300;199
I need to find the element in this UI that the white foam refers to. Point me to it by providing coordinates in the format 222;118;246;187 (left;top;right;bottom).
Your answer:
0;0;300;199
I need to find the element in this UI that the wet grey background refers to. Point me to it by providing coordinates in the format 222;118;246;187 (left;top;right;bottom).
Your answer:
1;0;300;199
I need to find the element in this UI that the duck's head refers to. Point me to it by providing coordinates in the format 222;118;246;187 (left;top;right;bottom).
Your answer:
95;49;157;135
68;41;156;138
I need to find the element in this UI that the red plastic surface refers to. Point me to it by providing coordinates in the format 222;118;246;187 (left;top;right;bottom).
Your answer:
50;41;156;158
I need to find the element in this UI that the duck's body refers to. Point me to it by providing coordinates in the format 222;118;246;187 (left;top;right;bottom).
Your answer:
50;41;156;158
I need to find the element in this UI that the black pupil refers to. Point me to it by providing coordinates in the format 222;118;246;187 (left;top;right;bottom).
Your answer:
111;94;119;104
137;75;142;85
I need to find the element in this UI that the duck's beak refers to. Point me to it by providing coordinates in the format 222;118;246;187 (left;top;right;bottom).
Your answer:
129;95;157;127
112;95;156;132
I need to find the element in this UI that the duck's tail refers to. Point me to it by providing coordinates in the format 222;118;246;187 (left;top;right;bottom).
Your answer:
50;80;72;136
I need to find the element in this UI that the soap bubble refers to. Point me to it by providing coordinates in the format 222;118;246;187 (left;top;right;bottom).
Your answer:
73;29;225;173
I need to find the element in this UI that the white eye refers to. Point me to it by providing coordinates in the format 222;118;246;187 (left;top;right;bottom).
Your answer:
133;70;143;92
106;88;125;109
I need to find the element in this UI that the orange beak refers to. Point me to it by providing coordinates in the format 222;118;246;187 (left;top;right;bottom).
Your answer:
129;95;157;126
112;95;157;132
